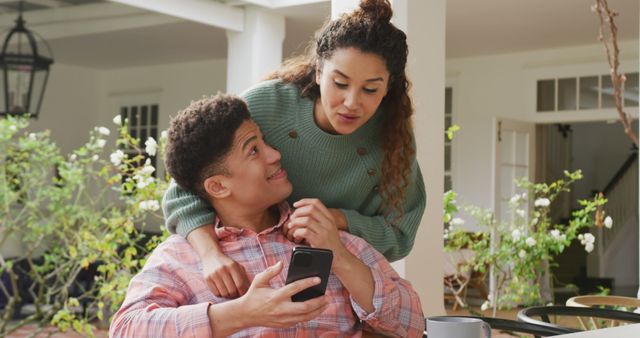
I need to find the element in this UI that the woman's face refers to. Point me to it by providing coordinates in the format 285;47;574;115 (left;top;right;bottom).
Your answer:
314;47;389;135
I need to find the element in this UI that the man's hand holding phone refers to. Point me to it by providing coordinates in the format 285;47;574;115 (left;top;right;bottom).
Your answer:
209;262;329;328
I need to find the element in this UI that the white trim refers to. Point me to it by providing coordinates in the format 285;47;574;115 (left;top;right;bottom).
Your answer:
108;0;244;31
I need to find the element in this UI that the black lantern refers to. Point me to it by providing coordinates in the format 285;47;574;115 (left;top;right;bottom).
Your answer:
0;2;53;119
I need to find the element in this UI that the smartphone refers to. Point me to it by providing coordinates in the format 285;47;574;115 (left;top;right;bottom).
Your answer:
285;247;333;302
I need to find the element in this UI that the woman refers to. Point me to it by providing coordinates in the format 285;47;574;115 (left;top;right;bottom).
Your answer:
163;0;426;298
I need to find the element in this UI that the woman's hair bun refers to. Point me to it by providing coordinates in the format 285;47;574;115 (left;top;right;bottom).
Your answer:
356;0;393;23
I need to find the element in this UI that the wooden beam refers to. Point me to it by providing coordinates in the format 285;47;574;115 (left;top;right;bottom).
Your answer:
0;3;183;40
108;0;244;31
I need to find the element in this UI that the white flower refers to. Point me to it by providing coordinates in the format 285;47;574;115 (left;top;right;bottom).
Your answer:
70;154;77;161
145;137;157;156
518;250;527;259
133;173;155;189
585;242;594;253
138;177;155;189
516;209;526;218
161;130;168;139
28;133;37;140
584;233;595;244
96;139;106;148
91;154;99;162
525;237;537;247
509;194;521;204
531;217;539;226
534;198;550;207
578;234;584;241
511;229;521;242
480;300;490;311
97;127;110;136
110;150;126;166
140;164;155;176
450;217;465;227
113;115;122;125
604;216;613;229
9;125;16;131
550;229;561;240
139;200;159;212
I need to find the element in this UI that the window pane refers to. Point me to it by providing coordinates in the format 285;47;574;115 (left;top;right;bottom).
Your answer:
558;78;577;111
445;144;451;171
579;76;599;110
624;72;639;107
444;175;452;192
601;75;615;108
150;127;157;140
130;106;138;127
141;105;148;126
140;129;147;143
537;79;555;112
445;87;452;115
151;105;159;125
120;107;128;125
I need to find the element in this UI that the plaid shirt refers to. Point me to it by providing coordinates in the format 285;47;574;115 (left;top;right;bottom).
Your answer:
110;204;425;337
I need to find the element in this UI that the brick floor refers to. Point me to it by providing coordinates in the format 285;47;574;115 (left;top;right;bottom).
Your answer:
5;324;108;338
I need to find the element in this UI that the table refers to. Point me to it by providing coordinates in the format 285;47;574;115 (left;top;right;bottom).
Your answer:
554;323;640;337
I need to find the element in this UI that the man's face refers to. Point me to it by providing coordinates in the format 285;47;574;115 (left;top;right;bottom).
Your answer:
219;120;292;209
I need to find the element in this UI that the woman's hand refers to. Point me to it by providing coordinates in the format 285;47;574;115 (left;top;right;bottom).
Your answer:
288;199;348;258
202;252;250;298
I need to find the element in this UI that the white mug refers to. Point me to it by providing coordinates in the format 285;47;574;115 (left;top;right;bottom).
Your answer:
426;316;492;338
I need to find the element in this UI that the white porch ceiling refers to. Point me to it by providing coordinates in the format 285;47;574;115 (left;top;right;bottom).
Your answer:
0;0;635;69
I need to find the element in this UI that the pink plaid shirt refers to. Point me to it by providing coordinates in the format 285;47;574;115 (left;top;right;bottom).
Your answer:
110;204;425;337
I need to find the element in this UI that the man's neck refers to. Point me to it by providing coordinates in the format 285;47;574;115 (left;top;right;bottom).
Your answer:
213;202;278;233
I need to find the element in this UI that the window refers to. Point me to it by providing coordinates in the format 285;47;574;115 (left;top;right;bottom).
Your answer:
445;87;453;192
536;72;639;112
118;104;159;174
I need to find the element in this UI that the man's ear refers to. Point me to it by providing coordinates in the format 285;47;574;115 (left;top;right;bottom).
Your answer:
204;175;230;199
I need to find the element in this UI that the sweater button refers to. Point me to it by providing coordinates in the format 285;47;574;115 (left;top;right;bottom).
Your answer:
288;130;298;139
367;169;376;176
357;147;367;156
373;185;380;191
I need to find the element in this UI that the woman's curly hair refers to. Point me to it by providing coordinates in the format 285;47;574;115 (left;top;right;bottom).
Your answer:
267;0;415;224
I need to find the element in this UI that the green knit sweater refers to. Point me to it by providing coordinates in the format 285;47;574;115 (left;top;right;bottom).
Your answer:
162;79;426;261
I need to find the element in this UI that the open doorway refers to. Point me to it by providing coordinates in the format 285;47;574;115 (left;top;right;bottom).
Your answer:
539;121;639;298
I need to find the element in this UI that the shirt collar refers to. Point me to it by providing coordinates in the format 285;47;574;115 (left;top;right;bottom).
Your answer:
213;202;291;240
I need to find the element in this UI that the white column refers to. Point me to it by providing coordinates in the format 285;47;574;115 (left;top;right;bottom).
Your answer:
226;7;285;94
394;0;446;316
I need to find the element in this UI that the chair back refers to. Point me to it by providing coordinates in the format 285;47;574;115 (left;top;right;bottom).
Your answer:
518;305;640;331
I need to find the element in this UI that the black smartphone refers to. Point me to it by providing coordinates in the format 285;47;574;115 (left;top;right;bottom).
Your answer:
285;247;333;302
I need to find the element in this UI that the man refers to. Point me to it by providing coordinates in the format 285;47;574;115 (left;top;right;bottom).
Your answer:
109;94;425;337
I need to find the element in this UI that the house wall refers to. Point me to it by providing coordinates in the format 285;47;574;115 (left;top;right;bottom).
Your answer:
100;58;228;174
29;63;103;155
446;40;639;214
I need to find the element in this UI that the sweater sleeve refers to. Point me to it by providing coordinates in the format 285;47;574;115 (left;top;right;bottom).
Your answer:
342;159;426;262
163;179;216;237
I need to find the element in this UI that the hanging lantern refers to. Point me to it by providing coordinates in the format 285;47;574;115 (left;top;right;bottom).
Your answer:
0;2;53;119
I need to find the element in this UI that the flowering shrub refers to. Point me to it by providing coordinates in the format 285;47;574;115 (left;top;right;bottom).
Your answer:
0;115;169;337
444;170;610;311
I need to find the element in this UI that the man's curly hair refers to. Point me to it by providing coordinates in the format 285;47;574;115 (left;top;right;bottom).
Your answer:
164;93;251;200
